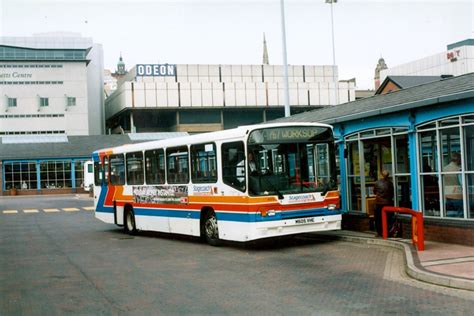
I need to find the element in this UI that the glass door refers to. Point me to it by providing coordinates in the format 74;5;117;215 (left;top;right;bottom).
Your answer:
362;137;392;216
347;141;361;211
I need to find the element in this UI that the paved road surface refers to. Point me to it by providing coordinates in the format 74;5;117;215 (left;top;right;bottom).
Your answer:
1;195;473;314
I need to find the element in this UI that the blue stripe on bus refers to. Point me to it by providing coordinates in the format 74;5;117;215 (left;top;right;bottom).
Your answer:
134;208;201;219
96;204;339;223
279;208;338;219
92;153;100;162
96;186;114;213
217;208;339;222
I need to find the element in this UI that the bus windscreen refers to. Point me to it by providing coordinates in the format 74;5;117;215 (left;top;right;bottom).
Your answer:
247;126;336;196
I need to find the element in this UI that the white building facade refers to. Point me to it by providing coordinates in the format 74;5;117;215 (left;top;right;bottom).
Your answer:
380;39;474;81
106;63;355;133
0;33;104;136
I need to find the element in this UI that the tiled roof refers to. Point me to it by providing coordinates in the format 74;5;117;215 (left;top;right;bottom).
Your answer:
275;73;474;125
385;76;443;89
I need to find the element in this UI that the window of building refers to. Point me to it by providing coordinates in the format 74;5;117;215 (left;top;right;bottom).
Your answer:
7;98;17;107
67;97;76;106
418;115;473;219
344;128;411;215
0;46;87;61
0;130;65;135
74;160;88;189
346;141;361;212
191;143;217;183
39;161;72;189
166;147;189;184
221;141;245;192
394;134;411;208
3;162;37;190
126;152;144;185
145;149;166;184
40;97;49;107
109;154;125;185
441;127;463;218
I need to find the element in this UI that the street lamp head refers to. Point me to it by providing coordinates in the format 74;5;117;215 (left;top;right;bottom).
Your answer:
325;0;338;3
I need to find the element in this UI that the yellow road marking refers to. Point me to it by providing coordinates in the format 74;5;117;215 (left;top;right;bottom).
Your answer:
83;206;95;211
63;208;80;212
3;210;18;214
44;208;60;213
23;209;39;213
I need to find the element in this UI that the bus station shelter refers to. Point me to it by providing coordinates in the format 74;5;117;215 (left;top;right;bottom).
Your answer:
0;133;186;196
278;73;474;246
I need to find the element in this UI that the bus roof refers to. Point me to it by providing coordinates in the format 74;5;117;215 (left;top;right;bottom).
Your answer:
93;122;332;156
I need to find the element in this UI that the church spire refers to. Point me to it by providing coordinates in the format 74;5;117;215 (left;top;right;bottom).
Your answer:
262;33;269;65
116;52;126;75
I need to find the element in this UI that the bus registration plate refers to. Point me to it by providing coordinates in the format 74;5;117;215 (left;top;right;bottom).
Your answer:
294;217;316;225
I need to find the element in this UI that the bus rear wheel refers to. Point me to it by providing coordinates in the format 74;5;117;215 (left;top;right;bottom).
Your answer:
124;207;137;235
204;211;220;246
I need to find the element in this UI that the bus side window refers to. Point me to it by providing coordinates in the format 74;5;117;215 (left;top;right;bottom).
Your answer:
110;154;125;185
145;149;166;184
94;161;102;186
221;141;245;192
126;151;144;185
314;143;330;187
191;143;217;183
167;146;189;184
103;156;109;184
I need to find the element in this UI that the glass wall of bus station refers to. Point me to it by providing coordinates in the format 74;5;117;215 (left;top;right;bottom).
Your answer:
418;114;474;220
3;159;89;191
345;128;411;216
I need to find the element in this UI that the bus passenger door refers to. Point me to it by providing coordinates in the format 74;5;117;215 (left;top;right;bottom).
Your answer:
93;161;99;209
93;158;106;210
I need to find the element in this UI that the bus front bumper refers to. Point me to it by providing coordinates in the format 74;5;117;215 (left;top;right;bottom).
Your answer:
219;214;342;242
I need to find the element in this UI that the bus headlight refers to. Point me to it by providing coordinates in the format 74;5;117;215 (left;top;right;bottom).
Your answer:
328;204;337;211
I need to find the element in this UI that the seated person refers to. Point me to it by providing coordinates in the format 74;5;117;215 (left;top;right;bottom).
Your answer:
248;152;258;175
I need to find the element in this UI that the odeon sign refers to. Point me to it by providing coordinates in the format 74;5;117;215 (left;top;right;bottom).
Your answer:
136;64;176;77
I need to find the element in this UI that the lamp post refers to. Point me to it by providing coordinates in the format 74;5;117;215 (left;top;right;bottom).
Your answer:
280;0;291;117
325;0;339;105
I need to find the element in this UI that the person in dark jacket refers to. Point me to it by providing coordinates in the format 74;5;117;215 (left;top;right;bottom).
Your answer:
373;170;394;237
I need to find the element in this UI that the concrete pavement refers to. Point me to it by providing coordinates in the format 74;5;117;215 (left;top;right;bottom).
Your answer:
315;230;474;291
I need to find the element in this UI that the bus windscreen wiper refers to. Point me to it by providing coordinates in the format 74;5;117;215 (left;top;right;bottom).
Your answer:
260;174;284;200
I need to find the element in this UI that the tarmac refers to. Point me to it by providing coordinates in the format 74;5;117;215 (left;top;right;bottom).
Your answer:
315;230;474;291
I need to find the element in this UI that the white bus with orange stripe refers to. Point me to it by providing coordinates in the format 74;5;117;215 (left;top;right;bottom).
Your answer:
92;122;341;245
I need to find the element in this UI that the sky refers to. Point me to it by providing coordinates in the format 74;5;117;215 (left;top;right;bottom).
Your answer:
1;0;473;89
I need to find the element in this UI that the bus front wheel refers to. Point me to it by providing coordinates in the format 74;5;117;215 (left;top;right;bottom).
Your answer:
204;211;220;246
124;207;137;235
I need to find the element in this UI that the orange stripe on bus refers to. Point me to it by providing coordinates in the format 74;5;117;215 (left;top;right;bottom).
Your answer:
188;195;278;204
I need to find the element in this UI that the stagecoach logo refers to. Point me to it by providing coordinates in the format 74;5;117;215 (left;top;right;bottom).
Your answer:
133;185;188;204
192;185;213;196
286;194;316;204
